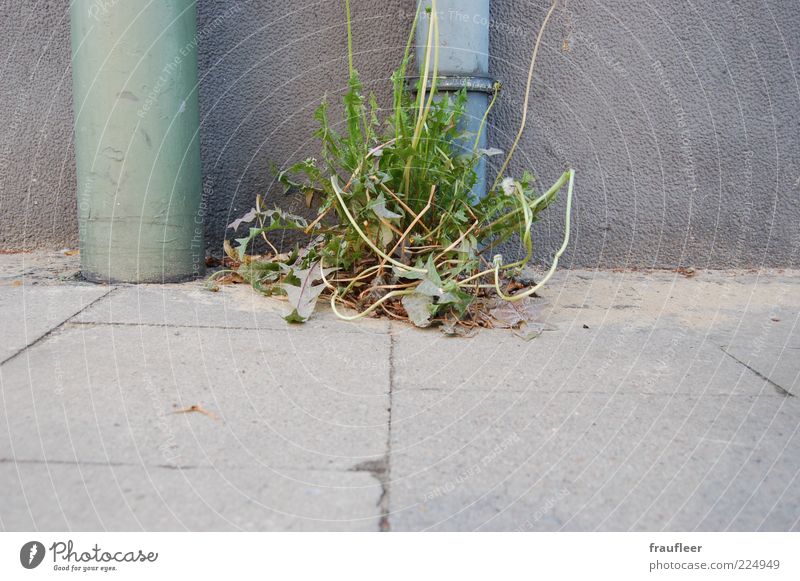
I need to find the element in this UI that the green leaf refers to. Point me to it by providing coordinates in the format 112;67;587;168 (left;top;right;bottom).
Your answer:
283;309;307;325
234;227;264;261
227;208;258;232
438;281;473;311
237;260;282;285
231;208;309;261
280;262;335;323
415;256;446;297
379;222;394;246
401;293;434;328
477;147;504;157
370;192;403;220
392;258;428;280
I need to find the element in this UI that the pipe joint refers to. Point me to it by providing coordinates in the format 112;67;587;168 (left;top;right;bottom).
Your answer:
408;75;499;95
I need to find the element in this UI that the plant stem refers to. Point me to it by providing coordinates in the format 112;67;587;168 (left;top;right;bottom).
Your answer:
412;0;440;150
320;264;415;321
500;181;534;270
379;184;436;270
481;169;570;234
492;169;574;301
330;176;428;274
473;82;502;153
379;183;431;233
345;0;355;78
332;289;415;321
492;0;559;190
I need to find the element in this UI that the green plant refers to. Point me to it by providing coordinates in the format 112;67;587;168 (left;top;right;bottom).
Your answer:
215;0;574;335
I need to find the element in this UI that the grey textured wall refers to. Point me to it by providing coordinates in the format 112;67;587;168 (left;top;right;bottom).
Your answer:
1;0;798;268
0;1;76;250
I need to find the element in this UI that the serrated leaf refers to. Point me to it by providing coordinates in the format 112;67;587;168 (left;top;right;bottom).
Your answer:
231;208;309;261
234;227;263;261
278;158;322;193
227;208;258;231
451;208;468;223
237;260;283;286
280;262;335;323
438;281;473;310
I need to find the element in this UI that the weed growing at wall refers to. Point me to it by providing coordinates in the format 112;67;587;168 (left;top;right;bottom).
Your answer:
215;0;573;336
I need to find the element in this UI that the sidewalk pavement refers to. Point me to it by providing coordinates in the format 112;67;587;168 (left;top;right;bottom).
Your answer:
1;252;798;531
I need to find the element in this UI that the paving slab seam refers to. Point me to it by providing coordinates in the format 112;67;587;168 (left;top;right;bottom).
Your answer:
0;286;117;367
382;326;396;532
67;320;287;332
394;387;792;397
0;457;205;470
350;323;396;532
67;319;389;335
0;457;381;474
380;321;395;532
720;347;796;397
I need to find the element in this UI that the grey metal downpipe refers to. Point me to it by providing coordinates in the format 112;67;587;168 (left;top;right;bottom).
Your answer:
416;0;494;201
71;1;204;283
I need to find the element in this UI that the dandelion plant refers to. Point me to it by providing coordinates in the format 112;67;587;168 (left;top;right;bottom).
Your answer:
215;0;574;335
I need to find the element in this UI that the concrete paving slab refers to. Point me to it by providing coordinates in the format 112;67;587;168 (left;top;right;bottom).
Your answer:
0;251;80;284
391;269;800;399
0;462;382;531
388;391;800;531
0;285;110;362
392;324;775;397
540;269;800;337
0;324;390;472
2;260;798;532
723;314;800;397
75;283;391;335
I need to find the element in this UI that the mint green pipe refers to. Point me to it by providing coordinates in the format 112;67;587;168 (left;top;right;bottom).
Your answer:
71;0;203;283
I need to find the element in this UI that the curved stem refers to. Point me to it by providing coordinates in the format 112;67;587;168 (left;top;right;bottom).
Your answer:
481;169;570;234
492;169;574;301
330;176;427;274
379;184;435;271
320;262;415;322
330;289;415;321
396;4;422;138
501;181;534;270
412;0;440;150
345;0;354;77
492;0;558;190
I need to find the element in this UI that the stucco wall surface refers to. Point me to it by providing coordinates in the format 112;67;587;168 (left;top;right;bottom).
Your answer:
1;0;798;268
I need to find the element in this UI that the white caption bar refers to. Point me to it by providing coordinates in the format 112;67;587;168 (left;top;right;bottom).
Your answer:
1;532;797;580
